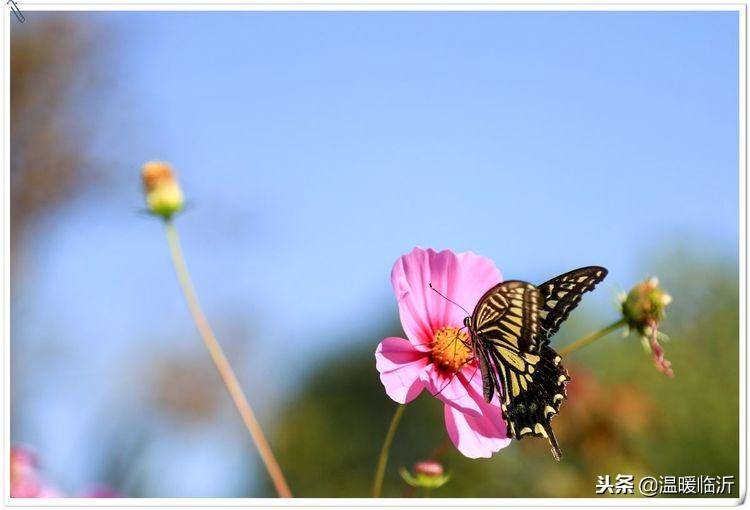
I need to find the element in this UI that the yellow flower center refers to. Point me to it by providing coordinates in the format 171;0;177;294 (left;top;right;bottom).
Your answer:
431;326;472;373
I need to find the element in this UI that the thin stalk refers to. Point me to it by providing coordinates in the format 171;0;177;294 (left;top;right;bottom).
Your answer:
372;404;406;498
163;220;292;498
559;318;627;357
428;436;451;461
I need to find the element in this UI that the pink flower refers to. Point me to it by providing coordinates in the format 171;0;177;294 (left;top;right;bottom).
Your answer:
10;446;63;498
375;247;511;458
83;486;120;498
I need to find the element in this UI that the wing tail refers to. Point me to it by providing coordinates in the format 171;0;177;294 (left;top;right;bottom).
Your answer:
546;425;562;461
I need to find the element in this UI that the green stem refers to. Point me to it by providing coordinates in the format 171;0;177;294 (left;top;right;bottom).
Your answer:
372;404;406;498
559;318;627;357
163;220;292;498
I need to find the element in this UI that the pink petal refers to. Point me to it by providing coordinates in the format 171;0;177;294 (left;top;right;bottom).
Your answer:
10;474;63;498
35;486;64;498
391;248;502;351
443;399;511;459
9;446;64;498
420;363;483;417
375;338;428;404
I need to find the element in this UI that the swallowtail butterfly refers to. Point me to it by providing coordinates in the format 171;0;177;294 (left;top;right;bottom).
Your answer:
464;266;607;460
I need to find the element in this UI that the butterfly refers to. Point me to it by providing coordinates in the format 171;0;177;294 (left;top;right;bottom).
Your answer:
463;266;608;460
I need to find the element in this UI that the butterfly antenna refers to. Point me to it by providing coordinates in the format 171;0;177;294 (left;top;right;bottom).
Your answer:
428;283;471;315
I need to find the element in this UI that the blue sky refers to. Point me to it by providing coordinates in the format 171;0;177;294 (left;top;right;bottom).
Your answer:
12;11;739;496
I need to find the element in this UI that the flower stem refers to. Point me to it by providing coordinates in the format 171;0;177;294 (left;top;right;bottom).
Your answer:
163;220;292;498
559;318;627;357
372;403;406;498
428;436;451;461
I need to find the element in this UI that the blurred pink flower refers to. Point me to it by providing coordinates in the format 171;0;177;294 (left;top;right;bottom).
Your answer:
83;486;120;498
10;446;63;498
375;247;511;458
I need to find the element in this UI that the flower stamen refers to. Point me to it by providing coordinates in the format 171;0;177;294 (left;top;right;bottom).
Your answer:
431;326;471;373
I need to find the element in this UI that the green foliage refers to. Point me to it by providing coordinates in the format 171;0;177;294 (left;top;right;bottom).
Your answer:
268;251;739;498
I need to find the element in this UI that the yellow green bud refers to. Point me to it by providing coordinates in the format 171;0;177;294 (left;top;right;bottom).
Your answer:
141;161;185;220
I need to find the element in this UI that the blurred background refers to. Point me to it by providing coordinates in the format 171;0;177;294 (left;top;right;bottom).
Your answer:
10;11;738;498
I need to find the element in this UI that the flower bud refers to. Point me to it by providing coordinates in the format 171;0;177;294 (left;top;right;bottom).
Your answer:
414;460;443;477
620;277;675;377
141;161;184;220
620;276;672;335
399;460;450;489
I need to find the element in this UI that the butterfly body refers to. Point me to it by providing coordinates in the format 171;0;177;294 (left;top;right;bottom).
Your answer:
464;266;608;460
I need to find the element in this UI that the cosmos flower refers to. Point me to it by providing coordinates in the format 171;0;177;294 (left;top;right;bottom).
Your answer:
374;247;510;458
10;446;63;498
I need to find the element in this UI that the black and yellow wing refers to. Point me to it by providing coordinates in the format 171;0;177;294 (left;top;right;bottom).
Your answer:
537;266;608;344
470;281;542;406
470;281;569;460
472;280;542;353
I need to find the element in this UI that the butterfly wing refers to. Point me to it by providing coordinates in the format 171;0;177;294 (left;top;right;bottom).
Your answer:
472;281;542;406
471;281;568;459
484;343;569;460
537;266;608;345
473;280;543;353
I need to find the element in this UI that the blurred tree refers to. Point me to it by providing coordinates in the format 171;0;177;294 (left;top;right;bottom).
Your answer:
268;250;739;498
10;13;120;495
10;15;104;269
